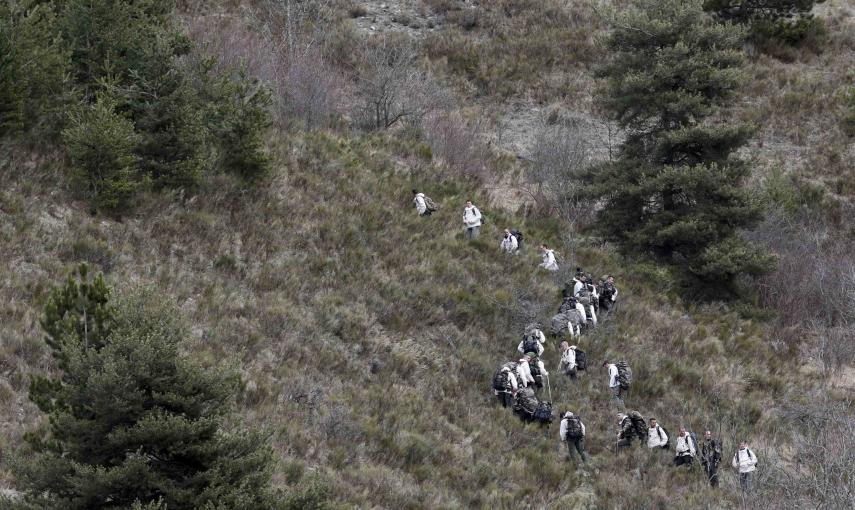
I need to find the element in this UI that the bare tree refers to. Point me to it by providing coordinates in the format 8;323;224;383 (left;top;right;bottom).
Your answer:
527;122;595;229
354;35;452;130
754;397;855;509
422;111;490;180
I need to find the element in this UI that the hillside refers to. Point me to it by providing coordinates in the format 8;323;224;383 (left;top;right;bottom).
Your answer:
1;0;854;509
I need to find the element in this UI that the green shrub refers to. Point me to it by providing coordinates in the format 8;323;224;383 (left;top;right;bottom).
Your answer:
62;94;143;215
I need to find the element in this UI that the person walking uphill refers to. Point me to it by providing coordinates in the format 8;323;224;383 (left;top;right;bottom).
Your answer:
732;441;758;494
412;189;437;216
674;427;696;466
603;360;624;406
463;200;482;240
701;430;722;487
539;244;559;272
560;411;588;463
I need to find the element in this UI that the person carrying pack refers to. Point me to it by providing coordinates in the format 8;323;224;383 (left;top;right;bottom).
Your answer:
463;200;482;240
539;244;559;272
515;357;535;389
599;275;619;312
558;342;577;379
526;353;547;389
576;284;598;328
510;229;523;251
500;229;519;253
732;441;758;493
647;418;670;450
616;411;646;449
492;363;518;408
701;430;723;487
517;329;545;357
560;411;587;463
533;400;553;425
412;189;437;216
674;427;697;466
603;360;627;405
512;386;539;422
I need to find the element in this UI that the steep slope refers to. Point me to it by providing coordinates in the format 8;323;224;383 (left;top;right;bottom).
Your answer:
1;130;829;508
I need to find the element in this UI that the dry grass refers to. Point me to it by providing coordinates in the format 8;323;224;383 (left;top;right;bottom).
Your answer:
0;128;832;506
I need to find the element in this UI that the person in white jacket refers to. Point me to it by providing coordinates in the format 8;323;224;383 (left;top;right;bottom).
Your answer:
539;244;559;271
603;361;623;405
647;418;669;449
559;411;587;463
558;342;577;379
732;441;758;493
462;200;481;240
674;427;696;466
500;229;519;253
516;357;535;388
412;189;428;216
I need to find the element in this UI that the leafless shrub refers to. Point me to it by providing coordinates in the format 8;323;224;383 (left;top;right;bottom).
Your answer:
185;4;348;129
748;208;855;375
353;35;453;131
526;122;595;229
421;111;491;180
755;397;855;510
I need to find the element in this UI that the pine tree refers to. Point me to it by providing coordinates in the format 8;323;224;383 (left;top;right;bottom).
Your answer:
586;0;774;294
62;92;143;215
14;272;278;509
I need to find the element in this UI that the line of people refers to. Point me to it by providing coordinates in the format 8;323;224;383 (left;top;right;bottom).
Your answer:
422;192;758;495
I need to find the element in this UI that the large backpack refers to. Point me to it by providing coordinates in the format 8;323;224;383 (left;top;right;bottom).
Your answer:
492;368;511;392
686;431;698;454
573;348;587;371
550;313;570;336
521;335;540;355
563;416;583;439
533;401;553;424
423;195;438;212
616;361;632;390
628;410;648;441
576;287;592;306
528;358;543;388
510;229;523;250
514;388;538;418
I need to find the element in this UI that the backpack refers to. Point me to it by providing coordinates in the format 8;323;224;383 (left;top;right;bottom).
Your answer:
533;401;553;424
686;432;698;454
576;287;592;307
510;229;523;250
573;347;587;371
563;416;583;439
616;361;632;390
522;335;540;355
657;426;671;449
528;358;543;387
514;388;538;417
423;195;438;212
492;368;511;392
550;313;570;336
628;410;648;441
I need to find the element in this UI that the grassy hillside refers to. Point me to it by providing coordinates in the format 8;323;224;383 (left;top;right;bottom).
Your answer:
1;128;838;508
1;0;853;508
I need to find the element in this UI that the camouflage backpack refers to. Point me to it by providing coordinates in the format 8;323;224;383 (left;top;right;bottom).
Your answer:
616;361;632;390
423;195;438;212
628;410;648;441
564;415;583;439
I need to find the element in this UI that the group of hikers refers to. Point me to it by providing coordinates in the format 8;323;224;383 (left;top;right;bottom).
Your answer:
414;190;759;494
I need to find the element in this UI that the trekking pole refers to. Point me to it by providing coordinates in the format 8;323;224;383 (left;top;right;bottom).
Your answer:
548;374;553;401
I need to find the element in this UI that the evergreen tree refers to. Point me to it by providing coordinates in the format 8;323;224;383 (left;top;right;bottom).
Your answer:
13;273;278;509
200;64;272;182
0;1;71;138
587;0;774;294
62;92;143;215
703;0;825;43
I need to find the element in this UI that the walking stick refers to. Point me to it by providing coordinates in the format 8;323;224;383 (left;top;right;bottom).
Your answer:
546;373;553;402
